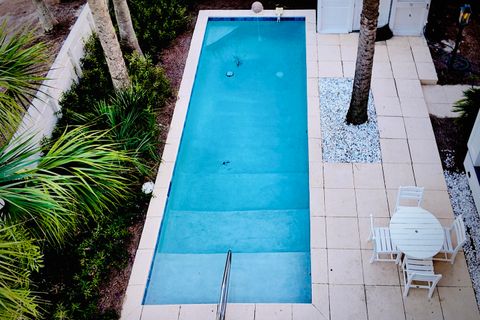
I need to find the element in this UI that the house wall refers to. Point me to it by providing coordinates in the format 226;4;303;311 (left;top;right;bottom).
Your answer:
465;112;480;213
12;3;94;147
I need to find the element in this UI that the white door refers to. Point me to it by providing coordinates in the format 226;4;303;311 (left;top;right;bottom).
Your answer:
353;0;393;30
317;0;355;33
390;0;431;35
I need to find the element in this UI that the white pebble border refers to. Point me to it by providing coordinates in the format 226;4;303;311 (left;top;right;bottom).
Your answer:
444;169;480;308
319;78;381;163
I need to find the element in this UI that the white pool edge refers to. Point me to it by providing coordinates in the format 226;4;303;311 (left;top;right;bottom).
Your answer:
120;9;324;320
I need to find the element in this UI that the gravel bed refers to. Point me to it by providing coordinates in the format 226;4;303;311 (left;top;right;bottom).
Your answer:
319;78;381;163
444;169;480;307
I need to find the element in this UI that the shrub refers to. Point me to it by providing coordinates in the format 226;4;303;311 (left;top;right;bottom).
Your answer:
453;87;480;134
129;0;189;56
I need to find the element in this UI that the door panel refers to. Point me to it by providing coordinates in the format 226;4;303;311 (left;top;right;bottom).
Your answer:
390;0;430;35
318;0;354;33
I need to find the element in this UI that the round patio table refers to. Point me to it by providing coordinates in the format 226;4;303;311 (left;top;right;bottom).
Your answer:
389;207;445;259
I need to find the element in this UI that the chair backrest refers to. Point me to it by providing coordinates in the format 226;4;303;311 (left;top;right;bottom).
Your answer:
396;186;424;209
452;214;467;252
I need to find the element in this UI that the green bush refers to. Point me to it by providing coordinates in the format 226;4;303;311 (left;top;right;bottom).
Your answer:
129;0;189;56
453;87;480;133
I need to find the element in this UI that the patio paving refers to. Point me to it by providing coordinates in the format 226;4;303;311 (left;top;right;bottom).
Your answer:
313;34;480;320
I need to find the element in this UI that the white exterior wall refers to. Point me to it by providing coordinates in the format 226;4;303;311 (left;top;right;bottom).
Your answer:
13;3;94;147
465;112;480;213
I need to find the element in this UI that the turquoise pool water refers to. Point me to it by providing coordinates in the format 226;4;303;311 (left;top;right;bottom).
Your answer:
143;17;310;304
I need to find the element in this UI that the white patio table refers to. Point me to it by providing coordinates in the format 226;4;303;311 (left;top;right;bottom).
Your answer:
389;207;445;259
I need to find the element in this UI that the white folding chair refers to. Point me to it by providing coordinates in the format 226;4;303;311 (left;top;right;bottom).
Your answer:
395;186;424;212
368;214;402;264
402;256;442;298
433;214;467;264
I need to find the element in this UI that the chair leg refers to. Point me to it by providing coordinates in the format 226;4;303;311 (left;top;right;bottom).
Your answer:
370;250;376;264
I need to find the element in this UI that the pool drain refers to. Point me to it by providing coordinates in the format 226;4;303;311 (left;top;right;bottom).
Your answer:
226;71;234;77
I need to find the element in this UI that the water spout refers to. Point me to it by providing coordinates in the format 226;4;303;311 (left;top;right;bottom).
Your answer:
275;7;284;22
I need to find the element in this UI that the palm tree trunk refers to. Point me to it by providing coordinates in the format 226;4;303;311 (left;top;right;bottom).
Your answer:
31;0;58;32
346;0;379;125
112;0;143;56
87;0;131;90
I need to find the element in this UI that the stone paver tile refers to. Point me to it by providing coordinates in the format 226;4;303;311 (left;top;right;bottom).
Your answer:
342;61;355;78
403;288;443;320
324;163;354;189
374;45;390;62
383;163;415;189
328;249;364;284
317;45;341;61
372;61;393;78
329;285;368;320
339;33;358;45
438;287;480;320
443;85;471;104
359;217;391;249
361;250;401;285
377;116;407;139
129;250;154;285
318;61;343;77
353;163;385;189
293;304;326;320
396;79;424;99
340;45;357;61
391;61;418;79
422;85;447;104
374;96;402;116
325;188;357;217
178;305;215;320
413;163;447;191
308;95;320;116
427;102;456;118
326;217;360;249
411;45;433;62
311;249;328;284
317;33;340;45
416;62;438;85
380;138;411;163
224;304;254;320
387;45;414;62
307;44;318;62
366;286;405;320
311;217;326;249
404;117;436;140
309;162;323;187
312;284;330;319
122;285;143;319
387;36;410;47
356;189;390;218
311;187;325;217
422;190;454;219
408;139;441;164
142;305;180;320
308;138;322;161
372;78;398;98
386;188;401;215
435;252;472;287
255;304;292;320
308;78;319;96
400;97;429;118
408;36;428;47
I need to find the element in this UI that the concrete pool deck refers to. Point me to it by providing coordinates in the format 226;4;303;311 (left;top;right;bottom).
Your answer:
121;10;480;320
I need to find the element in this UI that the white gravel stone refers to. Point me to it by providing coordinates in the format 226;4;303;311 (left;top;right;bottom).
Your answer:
444;170;480;307
319;78;381;163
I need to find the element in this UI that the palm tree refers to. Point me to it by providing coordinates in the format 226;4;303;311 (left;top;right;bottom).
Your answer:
0;224;43;319
0;23;47;141
87;0;131;90
112;0;143;55
346;0;380;125
31;0;58;32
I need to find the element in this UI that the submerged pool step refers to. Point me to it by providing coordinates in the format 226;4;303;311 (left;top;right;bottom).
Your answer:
143;251;311;305
169;172;309;212
157;209;310;254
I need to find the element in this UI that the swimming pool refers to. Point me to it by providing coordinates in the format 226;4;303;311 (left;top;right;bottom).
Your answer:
143;17;310;305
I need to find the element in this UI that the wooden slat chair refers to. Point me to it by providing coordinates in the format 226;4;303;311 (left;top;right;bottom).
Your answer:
368;214;402;264
433;214;467;264
395;186;424;213
401;256;442;298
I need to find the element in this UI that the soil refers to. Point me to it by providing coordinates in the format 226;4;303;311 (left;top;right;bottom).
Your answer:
425;1;480;85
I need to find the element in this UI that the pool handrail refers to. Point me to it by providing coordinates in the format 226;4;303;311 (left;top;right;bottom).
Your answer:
216;250;232;320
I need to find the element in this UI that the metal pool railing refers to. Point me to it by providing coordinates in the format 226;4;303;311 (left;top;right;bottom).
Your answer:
216;250;232;320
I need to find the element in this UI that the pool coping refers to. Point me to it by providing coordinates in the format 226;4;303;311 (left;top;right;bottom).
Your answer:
120;9;324;320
